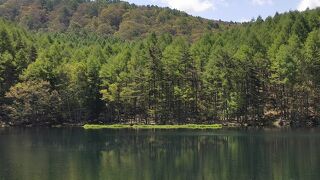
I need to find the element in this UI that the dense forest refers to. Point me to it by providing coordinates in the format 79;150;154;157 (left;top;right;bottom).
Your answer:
0;0;229;40
0;0;320;126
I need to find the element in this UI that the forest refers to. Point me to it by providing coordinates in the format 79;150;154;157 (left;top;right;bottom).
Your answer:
0;0;320;126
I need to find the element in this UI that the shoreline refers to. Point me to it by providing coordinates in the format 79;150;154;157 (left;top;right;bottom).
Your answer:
0;121;318;129
83;124;223;130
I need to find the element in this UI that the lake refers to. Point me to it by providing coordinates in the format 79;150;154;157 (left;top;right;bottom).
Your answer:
0;128;320;180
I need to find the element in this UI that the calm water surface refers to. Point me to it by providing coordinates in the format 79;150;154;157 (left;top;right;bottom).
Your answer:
0;128;320;180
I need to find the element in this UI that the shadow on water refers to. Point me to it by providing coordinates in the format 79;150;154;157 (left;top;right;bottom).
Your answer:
0;128;320;180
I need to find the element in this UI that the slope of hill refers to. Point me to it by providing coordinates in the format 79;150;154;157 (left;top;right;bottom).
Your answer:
0;0;231;40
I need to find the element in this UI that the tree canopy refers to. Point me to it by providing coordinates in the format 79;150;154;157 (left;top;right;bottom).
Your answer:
1;1;320;126
0;0;229;40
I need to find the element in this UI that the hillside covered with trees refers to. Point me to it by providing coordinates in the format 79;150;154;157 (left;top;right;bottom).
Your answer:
0;0;228;40
0;0;320;127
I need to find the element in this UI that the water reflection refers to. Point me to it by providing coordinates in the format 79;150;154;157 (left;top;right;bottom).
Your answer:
0;128;320;180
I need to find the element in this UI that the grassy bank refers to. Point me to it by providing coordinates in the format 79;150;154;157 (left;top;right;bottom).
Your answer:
83;124;223;130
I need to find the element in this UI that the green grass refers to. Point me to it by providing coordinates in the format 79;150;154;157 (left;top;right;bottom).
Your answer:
83;124;223;130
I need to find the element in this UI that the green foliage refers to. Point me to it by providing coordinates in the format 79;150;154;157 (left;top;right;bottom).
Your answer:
303;30;320;86
4;80;62;124
0;0;225;40
0;19;34;103
1;5;320;126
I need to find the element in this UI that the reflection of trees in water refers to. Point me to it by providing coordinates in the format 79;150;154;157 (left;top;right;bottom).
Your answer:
96;130;320;180
0;129;320;180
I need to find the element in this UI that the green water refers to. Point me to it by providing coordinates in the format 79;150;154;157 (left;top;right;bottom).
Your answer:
0;128;320;180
